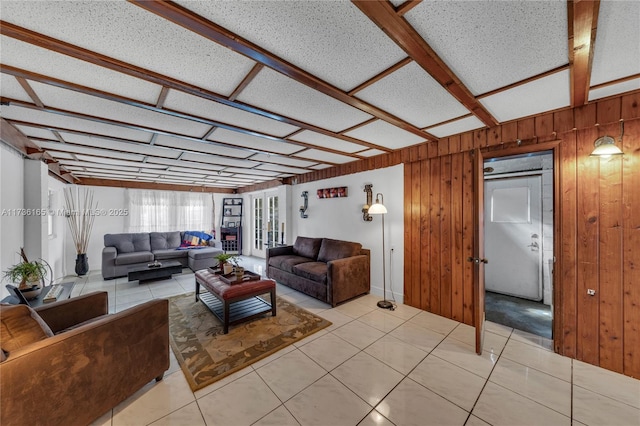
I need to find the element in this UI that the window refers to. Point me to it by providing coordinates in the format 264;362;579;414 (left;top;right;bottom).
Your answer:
125;189;214;233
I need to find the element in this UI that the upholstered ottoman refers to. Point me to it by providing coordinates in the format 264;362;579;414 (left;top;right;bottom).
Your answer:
195;269;276;333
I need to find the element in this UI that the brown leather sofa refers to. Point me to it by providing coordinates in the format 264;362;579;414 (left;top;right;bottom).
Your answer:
266;237;370;307
0;292;169;425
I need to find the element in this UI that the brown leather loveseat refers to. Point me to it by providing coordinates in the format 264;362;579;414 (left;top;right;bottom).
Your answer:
0;292;169;425
266;236;370;307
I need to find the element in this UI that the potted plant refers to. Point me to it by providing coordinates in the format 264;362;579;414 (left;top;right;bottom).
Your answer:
214;253;235;274
64;187;97;276
230;256;244;278
2;248;49;300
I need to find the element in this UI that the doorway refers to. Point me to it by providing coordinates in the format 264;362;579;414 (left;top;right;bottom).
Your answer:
483;151;554;339
250;191;281;258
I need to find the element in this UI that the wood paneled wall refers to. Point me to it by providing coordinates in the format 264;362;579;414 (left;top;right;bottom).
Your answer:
402;92;640;379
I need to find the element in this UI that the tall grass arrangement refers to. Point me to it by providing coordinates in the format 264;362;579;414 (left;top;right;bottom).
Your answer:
63;187;97;254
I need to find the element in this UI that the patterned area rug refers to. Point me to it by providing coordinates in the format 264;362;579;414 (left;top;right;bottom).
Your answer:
168;293;332;391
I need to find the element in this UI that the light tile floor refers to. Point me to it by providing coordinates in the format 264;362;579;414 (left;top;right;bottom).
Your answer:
62;258;640;426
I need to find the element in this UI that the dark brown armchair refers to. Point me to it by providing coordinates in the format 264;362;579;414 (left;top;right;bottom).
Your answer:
0;291;169;425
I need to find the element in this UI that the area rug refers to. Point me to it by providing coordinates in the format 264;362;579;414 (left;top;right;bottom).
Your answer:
167;293;332;391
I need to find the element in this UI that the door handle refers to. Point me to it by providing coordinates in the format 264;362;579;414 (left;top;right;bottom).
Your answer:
467;257;488;264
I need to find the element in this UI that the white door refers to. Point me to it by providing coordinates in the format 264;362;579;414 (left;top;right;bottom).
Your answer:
484;175;543;301
251;192;280;258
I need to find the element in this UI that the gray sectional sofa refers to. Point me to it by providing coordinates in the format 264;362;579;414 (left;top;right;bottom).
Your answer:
102;231;223;279
266;236;370;307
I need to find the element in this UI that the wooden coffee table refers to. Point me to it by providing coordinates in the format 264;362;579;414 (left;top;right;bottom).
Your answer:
127;260;183;283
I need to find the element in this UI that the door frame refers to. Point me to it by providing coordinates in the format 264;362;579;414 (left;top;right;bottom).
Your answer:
474;140;562;353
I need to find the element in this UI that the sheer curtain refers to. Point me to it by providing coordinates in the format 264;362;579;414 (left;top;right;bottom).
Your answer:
125;189;214;233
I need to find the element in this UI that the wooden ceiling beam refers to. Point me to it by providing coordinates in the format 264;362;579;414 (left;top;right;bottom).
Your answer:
6;118;333;173
0;118;76;183
3;96;365;163
229;63;264;101
78;177;237;193
1;63;386;154
569;0;600;106
0;21;393;152
127;0;434;141
352;0;497;128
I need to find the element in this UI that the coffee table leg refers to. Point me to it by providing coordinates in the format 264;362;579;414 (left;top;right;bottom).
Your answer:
223;301;230;334
195;280;200;301
270;288;277;317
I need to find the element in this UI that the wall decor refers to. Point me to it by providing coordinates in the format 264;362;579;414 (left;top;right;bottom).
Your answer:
316;186;348;199
362;184;373;221
299;191;309;219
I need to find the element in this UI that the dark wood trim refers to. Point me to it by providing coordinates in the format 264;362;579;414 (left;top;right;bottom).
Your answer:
78;177;236;193
423;113;474;130
348;57;412;95
569;0;600;107
229;63;263;101
352;0;497;128
155;87;170;108
590;73;640;91
7;119;318;176
476;65;571;100
0;65;382;156
16;76;44;107
127;0;433;141
395;0;423;17
0;22;392;153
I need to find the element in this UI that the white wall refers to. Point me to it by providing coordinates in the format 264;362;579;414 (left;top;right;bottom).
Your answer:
289;165;405;302
0;143;25;299
62;186;128;276
47;176;68;282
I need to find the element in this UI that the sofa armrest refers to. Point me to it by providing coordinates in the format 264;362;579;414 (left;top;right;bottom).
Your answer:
266;245;294;268
0;299;169;425
102;246;117;260
327;254;370;307
35;291;109;334
209;240;222;249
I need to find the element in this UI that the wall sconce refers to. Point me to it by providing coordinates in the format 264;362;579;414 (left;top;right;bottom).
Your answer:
591;122;624;158
362;184;373;222
299;191;308;218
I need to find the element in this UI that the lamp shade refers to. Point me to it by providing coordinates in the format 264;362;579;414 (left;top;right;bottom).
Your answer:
368;202;387;214
591;136;623;157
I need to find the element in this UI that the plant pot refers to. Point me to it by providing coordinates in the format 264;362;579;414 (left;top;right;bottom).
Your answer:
223;263;233;275
75;253;89;276
20;282;42;300
234;267;245;278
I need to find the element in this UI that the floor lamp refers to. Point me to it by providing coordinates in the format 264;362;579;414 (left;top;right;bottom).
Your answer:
368;193;393;310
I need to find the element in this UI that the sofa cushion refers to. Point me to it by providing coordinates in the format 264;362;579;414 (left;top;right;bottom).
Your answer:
317;238;362;263
292;237;323;260
188;247;223;260
268;255;313;273
114;251;154;266
152;248;188;260
293;262;328;284
0;304;53;354
104;233;151;253
150;231;181;251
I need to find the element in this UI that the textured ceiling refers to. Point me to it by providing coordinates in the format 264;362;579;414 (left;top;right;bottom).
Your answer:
1;0;638;190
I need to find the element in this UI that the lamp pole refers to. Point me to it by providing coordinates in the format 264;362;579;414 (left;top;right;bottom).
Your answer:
370;193;393;310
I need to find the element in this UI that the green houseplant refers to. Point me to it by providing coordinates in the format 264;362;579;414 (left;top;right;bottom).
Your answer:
214;253;236;274
2;248;49;300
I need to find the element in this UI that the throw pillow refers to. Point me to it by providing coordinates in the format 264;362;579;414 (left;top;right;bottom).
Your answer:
0;304;54;355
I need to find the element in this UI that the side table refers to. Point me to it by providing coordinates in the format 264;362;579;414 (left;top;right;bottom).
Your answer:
1;282;75;307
